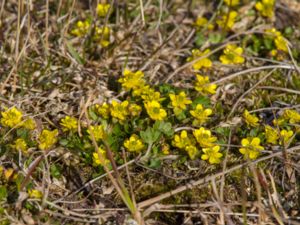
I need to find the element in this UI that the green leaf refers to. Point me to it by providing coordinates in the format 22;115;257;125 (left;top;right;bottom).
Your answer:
195;32;205;47
66;41;85;65
0;186;7;201
50;164;61;178
149;158;161;169
140;127;161;144
209;33;223;44
191;96;211;108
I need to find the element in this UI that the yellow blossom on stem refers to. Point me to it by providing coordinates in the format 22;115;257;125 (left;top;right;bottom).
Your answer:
216;11;238;30
87;125;105;142
194;75;217;95
187;49;212;70
283;109;300;124
22;118;36;130
60;116;78;132
144;100;167;121
124;134;145;153
224;0;239;6
239;137;264;160
265;125;279;144
93;147;110;167
185;145;198;160
38;129;59;150
273;117;285;126
95;102;110;119
96;3;110;17
274;36;288;53
118;69;145;92
193;127;217;148
201;145;223;164
4;168;16;181
194;17;214;30
172;130;193;149
220;44;245;64
279;129;293;146
1;107;23;128
14;138;27;153
243;110;259;127
141;88;162;102
255;0;275;18
71;20;90;37
169;91;192;114
28;189;43;199
190;104;212;125
110;100;129;122
94;26;110;47
129;103;142;117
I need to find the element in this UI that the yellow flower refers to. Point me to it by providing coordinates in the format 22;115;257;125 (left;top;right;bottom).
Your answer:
95;102;110;119
243;110;259;127
60;116;78;131
110;100;129;121
71;20;90;37
274;35;288;52
96;3;110;17
265;28;282;38
265;125;279;144
201;145;223;164
187;49;212;70
162;144;170;155
132;83;151;97
144;100;167;121
273;117;285;126
124;134;145;153
14;138;27;153
255;0;275;18
4;168;16;181
118;69;145;92
216;11;238;30
1;107;23;128
28;189;43;199
239;137;264;160
185;145;198;160
169;91;192;113
194;17;214;30
94;26;110;47
38;129;59;150
193;127;217;148
129;103;142;117
224;0;239;6
87;125;105;142
93;147;110;167
22;118;36;130
279;129;293;146
283;109;300;124
141;88;163;102
194;75;217;95
220;44;245;64
190;104;212;125
172;130;193;149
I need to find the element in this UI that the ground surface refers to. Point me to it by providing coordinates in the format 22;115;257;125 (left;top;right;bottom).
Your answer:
0;0;300;224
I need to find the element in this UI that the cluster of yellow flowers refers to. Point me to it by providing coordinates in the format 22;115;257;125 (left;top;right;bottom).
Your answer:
255;0;275;18
265;28;288;54
1;107;36;129
216;11;238;30
93;147;111;167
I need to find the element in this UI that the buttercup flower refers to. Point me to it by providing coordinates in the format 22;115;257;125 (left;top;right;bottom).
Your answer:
216;11;238;30
185;145;198;160
110;100;129;122
124;134;145;153
265;125;279;144
22;118;36;130
93;147;110;167
96;3;110;17
194;75;217;95
255;0;275;18
38;129;59;150
14;138;27;153
169;91;192;114
172;130;193;149
239;137;264;160
193;127;217;147
28;189;43;199
187;49;212;70
129;103;142;117
201;145;223;164
141;88;162;102
243;110;259;127
96;102;110;119
283;109;300;124
71;20;90;37
194;17;214;30
118;69;145;92
94;26;110;47
1;107;23;128
190;104;212;125
144;100;167;121
220;44;245;64
4;168;16;181
87;125;105;142
60;116;78;132
224;0;239;6
279;129;293;146
274;35;288;52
